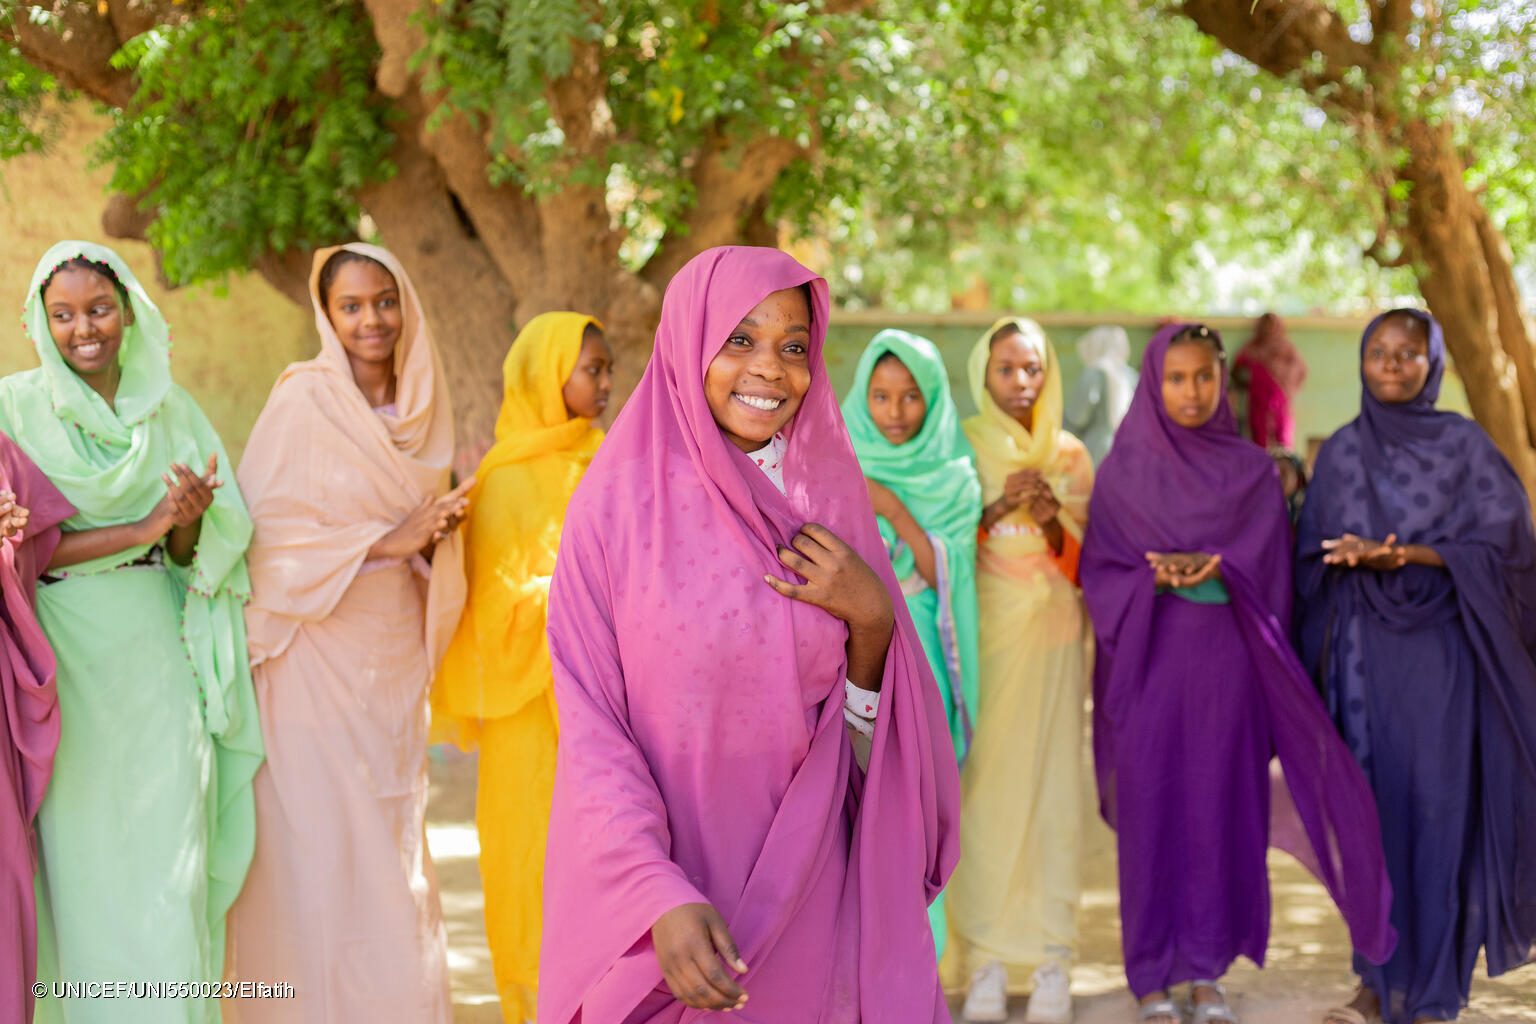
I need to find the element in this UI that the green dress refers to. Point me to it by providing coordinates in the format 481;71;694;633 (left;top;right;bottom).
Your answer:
841;328;982;959
0;242;262;1023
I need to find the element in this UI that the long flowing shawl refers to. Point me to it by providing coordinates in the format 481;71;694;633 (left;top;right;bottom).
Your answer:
539;247;960;1023
840;328;981;758
0;240;263;957
239;243;465;671
1296;309;1536;976
0;433;71;1024
432;310;603;742
1081;323;1396;966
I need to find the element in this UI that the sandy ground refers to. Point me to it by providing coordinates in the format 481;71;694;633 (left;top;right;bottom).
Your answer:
426;749;1534;1024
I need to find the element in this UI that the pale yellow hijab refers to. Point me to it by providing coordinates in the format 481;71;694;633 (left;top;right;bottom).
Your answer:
963;316;1087;537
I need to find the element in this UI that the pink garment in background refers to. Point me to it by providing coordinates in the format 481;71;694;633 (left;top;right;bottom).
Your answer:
1236;352;1295;449
538;247;961;1023
0;431;73;1024
1236;313;1306;449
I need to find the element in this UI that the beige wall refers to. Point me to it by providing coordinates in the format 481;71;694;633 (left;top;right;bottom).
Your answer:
0;102;312;463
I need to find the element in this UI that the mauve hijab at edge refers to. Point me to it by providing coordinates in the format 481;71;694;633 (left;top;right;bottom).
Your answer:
539;246;959;1023
0;431;72;1023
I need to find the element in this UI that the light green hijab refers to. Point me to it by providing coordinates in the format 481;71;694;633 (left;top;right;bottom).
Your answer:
840;328;981;758
0;240;262;953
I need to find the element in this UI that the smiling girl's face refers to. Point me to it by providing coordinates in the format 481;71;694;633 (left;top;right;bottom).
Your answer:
43;265;129;381
322;257;402;369
704;287;813;453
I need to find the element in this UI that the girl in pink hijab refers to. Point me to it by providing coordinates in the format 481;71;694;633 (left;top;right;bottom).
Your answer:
538;247;961;1023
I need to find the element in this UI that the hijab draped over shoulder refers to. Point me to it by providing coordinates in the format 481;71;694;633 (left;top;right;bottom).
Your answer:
239;243;465;670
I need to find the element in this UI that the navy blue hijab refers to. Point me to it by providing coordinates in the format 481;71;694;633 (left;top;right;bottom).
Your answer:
1297;308;1536;979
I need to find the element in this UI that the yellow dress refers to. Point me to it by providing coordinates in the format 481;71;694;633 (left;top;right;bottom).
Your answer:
431;312;603;1023
944;318;1095;993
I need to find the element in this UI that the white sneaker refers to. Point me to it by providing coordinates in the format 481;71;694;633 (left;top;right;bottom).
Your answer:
1023;961;1074;1024
961;960;1009;1023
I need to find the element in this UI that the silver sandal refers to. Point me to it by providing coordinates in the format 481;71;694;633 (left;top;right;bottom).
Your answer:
1138;998;1182;1022
1189;980;1238;1024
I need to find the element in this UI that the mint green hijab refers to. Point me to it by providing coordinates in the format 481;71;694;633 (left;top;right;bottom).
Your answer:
0;240;262;949
841;328;981;758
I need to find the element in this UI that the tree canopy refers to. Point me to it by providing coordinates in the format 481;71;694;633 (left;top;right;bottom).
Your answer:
1;1;1532;480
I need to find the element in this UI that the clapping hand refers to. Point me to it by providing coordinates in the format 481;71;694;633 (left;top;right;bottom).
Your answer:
149;454;223;534
0;490;29;540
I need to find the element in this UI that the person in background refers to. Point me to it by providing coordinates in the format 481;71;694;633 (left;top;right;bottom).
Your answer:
228;244;469;1023
841;327;981;961
1233;312;1306;450
1066;325;1137;466
1298;309;1536;1024
951;317;1093;1024
432;312;613;1024
1081;322;1395;1024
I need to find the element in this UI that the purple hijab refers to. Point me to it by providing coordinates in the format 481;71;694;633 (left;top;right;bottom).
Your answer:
538;247;960;1023
1083;323;1396;965
1297;309;1536;978
0;430;72;1023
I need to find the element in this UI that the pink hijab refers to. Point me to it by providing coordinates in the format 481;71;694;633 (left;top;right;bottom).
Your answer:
539;247;960;1023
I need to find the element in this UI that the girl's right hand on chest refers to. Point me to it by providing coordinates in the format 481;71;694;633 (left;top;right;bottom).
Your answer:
765;523;894;633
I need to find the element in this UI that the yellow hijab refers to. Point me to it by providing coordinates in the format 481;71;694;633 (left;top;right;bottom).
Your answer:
963;316;1087;538
431;312;604;744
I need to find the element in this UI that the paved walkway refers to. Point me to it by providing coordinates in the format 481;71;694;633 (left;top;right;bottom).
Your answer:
426;751;1535;1023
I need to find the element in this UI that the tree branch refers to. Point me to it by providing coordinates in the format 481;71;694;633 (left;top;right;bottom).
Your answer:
640;128;803;289
4;2;135;107
1370;0;1414;51
1180;0;1378;118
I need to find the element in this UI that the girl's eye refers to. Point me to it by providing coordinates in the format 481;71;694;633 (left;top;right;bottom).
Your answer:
728;334;751;347
380;298;398;309
783;342;807;355
91;305;113;317
342;303;359;314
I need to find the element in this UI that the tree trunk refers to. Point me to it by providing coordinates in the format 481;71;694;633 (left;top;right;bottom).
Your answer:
1399;121;1536;500
11;0;802;453
359;94;520;476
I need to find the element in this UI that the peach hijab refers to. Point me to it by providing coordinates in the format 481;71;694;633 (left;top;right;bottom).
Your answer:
239;243;465;669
